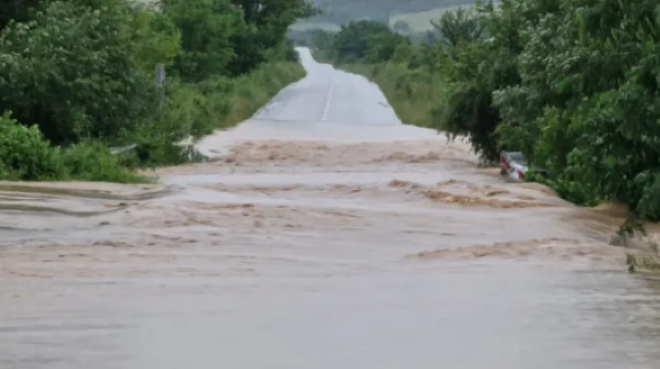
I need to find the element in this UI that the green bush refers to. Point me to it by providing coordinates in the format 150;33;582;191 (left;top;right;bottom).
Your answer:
0;111;146;182
61;143;148;183
162;0;243;81
0;0;158;145
0;112;64;180
327;20;409;64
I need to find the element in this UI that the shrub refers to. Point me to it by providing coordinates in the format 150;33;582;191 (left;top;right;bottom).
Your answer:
61;142;148;183
0;111;148;183
0;0;157;145
0;112;64;180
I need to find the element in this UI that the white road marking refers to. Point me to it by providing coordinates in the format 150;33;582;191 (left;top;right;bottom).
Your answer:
321;80;334;121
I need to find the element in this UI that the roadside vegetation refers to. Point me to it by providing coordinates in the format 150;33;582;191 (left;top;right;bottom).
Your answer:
308;0;660;236
0;0;316;183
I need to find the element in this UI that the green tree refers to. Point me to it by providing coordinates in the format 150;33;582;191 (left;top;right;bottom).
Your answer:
493;0;660;219
430;6;481;48
332;20;392;63
432;2;520;162
365;30;409;63
228;0;320;75
162;0;244;80
131;3;182;73
392;20;411;33
0;0;158;145
0;0;40;31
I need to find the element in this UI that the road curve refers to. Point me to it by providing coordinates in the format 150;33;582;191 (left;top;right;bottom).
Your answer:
1;48;660;369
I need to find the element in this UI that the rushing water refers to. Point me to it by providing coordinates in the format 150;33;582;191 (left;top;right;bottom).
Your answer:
1;48;660;369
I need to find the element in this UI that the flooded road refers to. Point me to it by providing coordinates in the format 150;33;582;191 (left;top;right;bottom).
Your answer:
2;47;660;368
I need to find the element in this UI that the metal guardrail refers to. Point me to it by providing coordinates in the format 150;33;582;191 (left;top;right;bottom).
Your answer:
108;141;208;163
109;143;138;155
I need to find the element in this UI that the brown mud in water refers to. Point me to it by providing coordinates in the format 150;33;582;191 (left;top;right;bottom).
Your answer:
2;48;660;369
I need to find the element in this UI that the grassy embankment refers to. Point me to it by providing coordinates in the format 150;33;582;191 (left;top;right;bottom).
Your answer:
222;63;306;127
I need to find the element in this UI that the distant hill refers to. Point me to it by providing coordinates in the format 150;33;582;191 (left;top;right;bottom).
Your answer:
389;4;472;31
304;0;476;24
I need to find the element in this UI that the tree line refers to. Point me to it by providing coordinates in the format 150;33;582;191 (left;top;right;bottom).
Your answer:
309;0;660;227
0;0;316;182
304;0;472;24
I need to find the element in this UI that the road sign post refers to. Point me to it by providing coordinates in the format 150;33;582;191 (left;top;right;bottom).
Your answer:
156;63;166;121
156;63;166;87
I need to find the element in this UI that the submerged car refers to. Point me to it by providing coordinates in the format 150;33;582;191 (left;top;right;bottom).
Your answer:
500;151;528;181
500;151;548;182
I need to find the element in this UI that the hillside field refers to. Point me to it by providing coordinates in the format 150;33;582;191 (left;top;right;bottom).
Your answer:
389;4;471;31
292;3;477;33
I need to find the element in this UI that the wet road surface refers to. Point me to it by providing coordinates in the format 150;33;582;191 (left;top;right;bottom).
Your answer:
1;47;660;368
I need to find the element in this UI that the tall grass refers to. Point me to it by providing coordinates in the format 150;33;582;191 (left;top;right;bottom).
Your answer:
223;62;306;126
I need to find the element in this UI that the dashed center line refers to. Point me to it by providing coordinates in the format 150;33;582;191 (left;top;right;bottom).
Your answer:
321;80;335;121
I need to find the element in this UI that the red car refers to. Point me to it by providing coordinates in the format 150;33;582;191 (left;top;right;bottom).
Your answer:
500;151;528;182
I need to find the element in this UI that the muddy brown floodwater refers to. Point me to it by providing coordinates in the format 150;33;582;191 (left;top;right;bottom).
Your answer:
2;48;660;369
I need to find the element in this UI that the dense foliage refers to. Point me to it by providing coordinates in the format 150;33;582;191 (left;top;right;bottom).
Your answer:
0;0;313;181
310;0;660;223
